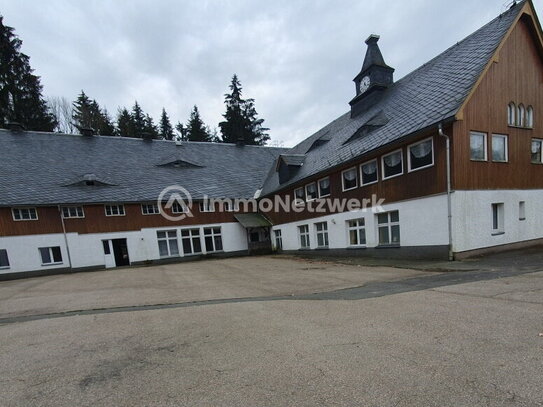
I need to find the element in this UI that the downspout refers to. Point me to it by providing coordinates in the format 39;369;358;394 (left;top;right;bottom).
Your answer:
438;123;454;261
58;205;73;270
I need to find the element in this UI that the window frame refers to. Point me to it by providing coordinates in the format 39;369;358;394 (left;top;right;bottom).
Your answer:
491;203;505;235
526;105;534;128
141;203;160;215
157;230;180;258
203;227;223;252
298;225;310;249
317;177;331;198
0;249;10;269
172;201;189;214
519;201;526;221
39;246;63;266
12;207;38;221
105;204;126;217
294;187;305;206
381;149;404;180
61;206;85;219
274;229;283;250
470;131;488;162
531;138;543;164
407;137;434;172
491;134;508;163
314;222;329;248
376;210;401;246
347;218;366;247
360;159;379;186
305;182;318;201
341;167;358;191
180;228;202;255
517;104;526;127
199;201;215;213
507;102;516;126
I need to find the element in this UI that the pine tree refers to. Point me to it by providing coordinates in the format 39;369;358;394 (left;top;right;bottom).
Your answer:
116;107;133;138
219;74;269;145
98;108;116;136
72;91;93;130
0;16;56;131
186;105;211;142
143;114;159;139
131;101;146;137
175;121;188;141
159;108;174;140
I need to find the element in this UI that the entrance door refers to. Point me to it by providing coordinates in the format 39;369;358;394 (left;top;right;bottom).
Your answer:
102;240;116;268
111;238;130;267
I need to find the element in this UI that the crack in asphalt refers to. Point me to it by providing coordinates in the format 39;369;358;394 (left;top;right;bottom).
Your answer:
0;267;541;326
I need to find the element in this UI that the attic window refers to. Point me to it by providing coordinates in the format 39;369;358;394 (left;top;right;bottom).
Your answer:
307;131;332;152
63;173;116;187
157;159;202;168
343;111;389;145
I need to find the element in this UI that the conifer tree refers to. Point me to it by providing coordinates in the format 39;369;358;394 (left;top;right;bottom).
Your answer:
186;105;211;142
0;16;56;131
143;113;159;139
159;108;174;140
116;108;133;137
175;121;188;141
131;101;146;137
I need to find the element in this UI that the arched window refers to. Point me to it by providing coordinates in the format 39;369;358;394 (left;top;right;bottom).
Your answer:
508;102;516;126
526;105;534;128
517;104;526;127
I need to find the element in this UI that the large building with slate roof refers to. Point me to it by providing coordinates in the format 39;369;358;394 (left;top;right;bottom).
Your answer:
1;0;543;277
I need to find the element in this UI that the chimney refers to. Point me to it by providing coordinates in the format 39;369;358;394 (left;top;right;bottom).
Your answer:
142;132;154;141
236;137;245;146
6;122;25;132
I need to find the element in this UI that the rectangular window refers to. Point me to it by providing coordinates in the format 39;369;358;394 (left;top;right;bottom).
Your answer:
491;203;504;234
347;218;366;247
39;246;63;265
519;201;526;221
204;227;223;252
62;206;85;219
342;167;358;191
12;207;38;221
315;222;329;248
298;225;310;249
172;201;188;214
199;202;215;212
470;131;487;161
157;230;179;257
181;228;202;255
377;210;400;246
141;204;160;215
382;150;403;179
0;249;9;269
360;159;378;186
408;138;434;171
531;139;542;163
274;229;283;250
102;240;111;255
491;134;508;162
305;182;317;201
294;187;305;206
105;204;125;216
318;177;330;197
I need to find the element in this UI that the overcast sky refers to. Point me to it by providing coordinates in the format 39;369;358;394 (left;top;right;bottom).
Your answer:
1;0;541;146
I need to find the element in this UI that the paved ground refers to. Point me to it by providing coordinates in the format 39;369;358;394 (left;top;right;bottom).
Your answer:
1;254;542;406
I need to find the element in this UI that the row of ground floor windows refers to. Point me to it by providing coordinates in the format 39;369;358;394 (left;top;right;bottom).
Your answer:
157;227;223;258
274;210;401;250
0;246;63;270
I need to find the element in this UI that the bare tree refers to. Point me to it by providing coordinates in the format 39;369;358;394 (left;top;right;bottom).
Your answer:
47;96;75;134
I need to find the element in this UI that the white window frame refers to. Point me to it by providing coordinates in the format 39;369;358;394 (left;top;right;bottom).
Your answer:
274;229;283;250
526;105;534;128
157;230;179;258
298;225;310;249
519;201;526;221
347;218;366;247
12;207;38;221
222;201;239;212
381;149;404;180
181;228;202;255
199;201;215;213
203;227;223;252
491;203;505;235
470;131;488;162
317;177;330;198
172;201;188;214
305;182;317;201
531;139;543;164
508;102;516;126
517;104;526;127
141;203;160;215
376;210;400;246
39;246;63;265
341;167;358;191
360;159;378;186
0;249;10;269
294;187;305;206
315;222;329;248
105;204;125;217
491;134;508;163
407;137;434;172
61;206;85;219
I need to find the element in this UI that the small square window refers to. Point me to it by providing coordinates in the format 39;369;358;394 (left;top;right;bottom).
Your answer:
360;160;378;186
342;167;358;191
305;182;317;201
318;177;330;198
39;246;63;265
382;150;403;179
531;139;542;164
408;138;434;171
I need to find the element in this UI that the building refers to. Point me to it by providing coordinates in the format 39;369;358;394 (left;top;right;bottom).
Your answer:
1;0;542;278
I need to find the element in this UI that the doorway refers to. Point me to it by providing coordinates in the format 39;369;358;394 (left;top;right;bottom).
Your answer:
110;238;130;267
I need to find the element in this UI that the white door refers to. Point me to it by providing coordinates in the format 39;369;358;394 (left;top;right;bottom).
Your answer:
102;240;116;268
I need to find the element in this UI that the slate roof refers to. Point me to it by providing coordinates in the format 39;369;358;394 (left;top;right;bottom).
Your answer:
261;1;525;195
0;130;287;206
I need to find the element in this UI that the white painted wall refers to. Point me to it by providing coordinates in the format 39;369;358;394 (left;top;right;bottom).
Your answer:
272;194;449;251
0;222;248;274
452;189;543;252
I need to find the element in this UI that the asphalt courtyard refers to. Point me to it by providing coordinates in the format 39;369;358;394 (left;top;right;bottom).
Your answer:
0;253;542;406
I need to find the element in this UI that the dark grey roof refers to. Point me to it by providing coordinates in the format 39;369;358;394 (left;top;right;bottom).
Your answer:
279;154;306;167
0;130;287;206
261;1;524;195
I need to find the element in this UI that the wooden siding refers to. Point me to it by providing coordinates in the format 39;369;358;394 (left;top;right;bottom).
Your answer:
453;15;543;190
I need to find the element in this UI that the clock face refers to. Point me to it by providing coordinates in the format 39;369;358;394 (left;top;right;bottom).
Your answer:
359;76;371;93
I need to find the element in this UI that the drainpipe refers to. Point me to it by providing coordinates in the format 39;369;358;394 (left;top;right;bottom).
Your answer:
438;123;454;261
58;205;73;270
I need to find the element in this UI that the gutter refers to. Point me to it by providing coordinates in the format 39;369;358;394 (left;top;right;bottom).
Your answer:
58;205;73;269
438;123;454;261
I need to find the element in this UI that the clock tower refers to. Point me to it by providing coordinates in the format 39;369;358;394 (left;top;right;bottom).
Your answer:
349;34;395;117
